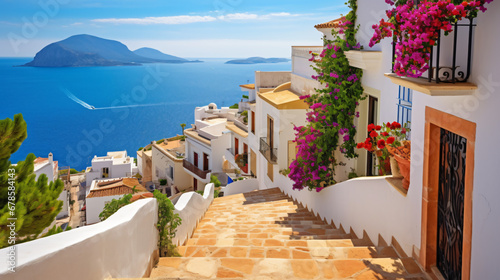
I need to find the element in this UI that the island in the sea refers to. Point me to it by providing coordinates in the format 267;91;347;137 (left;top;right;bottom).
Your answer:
23;34;201;67
225;57;291;64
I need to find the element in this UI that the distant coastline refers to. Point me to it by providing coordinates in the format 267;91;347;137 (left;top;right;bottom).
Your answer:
23;34;202;68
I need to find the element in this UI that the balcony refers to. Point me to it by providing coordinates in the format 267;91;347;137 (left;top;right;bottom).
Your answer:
386;18;477;96
259;137;277;164
183;159;210;180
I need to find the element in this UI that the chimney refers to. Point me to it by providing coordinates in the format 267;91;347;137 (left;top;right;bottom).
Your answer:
48;152;53;164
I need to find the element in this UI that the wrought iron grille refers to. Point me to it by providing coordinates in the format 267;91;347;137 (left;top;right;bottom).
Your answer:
259;137;277;164
437;128;466;280
391;3;476;84
397;86;412;139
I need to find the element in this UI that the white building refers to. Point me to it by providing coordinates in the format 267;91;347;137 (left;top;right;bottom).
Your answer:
85;151;138;189
151;136;192;195
183;104;236;190
34;153;70;219
85;177;146;224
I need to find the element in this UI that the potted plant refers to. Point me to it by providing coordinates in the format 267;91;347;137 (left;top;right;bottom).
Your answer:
357;121;409;176
386;141;411;190
235;153;249;173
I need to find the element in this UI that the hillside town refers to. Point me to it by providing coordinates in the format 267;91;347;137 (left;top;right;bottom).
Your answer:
1;0;500;279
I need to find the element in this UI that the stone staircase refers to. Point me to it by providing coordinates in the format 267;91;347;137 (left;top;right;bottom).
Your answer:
122;188;428;279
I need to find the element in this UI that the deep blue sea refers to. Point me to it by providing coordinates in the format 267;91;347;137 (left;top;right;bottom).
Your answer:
0;58;291;170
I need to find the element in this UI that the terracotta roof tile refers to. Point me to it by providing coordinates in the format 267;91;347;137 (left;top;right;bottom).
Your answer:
87;178;147;198
314;17;343;29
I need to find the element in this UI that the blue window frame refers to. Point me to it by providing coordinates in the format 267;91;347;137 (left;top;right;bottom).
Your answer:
397;86;412;139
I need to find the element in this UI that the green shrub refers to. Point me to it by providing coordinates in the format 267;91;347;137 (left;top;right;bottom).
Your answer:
229;103;239;109
156;139;165;144
99;194;133;221
159;179;167;186
138;147;144;151
154;190;182;257
210;174;221;189
242;95;249;99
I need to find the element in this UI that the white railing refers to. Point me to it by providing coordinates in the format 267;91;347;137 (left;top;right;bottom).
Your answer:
0;199;158;280
224;178;259;197
172;183;215;246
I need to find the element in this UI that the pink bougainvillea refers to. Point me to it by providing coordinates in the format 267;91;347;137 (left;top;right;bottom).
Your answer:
370;0;494;78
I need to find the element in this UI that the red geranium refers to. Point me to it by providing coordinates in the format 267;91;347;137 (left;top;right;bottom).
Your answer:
387;136;395;144
368;123;375;131
392;121;401;129
356;142;364;149
369;130;379;138
365;142;373;151
381;132;389;137
377;139;386;149
375;125;382;130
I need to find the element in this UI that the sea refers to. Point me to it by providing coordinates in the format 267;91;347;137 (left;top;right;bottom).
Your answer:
0;58;291;171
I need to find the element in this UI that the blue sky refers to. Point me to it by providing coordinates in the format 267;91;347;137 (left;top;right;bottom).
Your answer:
0;0;348;58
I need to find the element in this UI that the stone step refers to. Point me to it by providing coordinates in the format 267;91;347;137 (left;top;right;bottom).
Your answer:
149;257;427;279
177;245;399;259
184;234;359;246
194;225;338;234
192;230;345;240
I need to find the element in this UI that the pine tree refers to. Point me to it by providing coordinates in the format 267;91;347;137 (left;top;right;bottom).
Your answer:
0;114;64;248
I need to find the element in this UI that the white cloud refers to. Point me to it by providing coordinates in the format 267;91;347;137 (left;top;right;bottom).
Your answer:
91;12;302;25
92;15;217;25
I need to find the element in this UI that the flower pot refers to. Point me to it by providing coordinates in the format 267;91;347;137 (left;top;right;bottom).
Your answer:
390;156;403;178
393;155;410;190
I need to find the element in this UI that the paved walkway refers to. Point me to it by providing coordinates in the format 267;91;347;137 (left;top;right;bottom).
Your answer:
148;188;427;279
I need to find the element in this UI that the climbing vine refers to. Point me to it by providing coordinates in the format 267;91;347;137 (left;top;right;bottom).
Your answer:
288;0;365;192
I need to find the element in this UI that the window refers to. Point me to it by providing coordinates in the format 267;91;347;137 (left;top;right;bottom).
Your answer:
251;111;256;134
267;115;274;148
102;167;109;178
287;141;297;167
168;166;174;180
267;161;273;182
235;138;239;155
243;143;248;154
397;86;412;139
203;153;209;171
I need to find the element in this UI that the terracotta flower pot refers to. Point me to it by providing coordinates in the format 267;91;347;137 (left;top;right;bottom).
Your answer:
378;156;392;176
393;155;410;190
390;156;403;178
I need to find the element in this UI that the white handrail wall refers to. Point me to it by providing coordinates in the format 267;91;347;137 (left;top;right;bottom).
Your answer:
0;198;158;280
224;178;259;196
172;183;214;246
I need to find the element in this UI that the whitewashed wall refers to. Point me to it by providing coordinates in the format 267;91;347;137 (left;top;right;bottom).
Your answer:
86;194;123;224
224;178;260;197
172;183;215;246
0;199;158;280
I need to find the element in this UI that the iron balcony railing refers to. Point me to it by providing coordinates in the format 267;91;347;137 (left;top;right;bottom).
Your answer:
391;4;476;84
259;137;277;164
183;159;210;179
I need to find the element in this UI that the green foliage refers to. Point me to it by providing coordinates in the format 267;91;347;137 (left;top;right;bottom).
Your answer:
156;139;165;144
159;179;167;186
279;168;291;176
0;114;64;248
240;110;249;123
229;103;239;109
180;123;186;134
138;147;144;151
242;95;249;99
348;168;359;179
42;224;72;238
290;0;364;191
210;175;221;189
154;190;181;257
99;194;133;221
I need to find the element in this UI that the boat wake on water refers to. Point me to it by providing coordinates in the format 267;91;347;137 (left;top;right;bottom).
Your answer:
61;87;168;110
